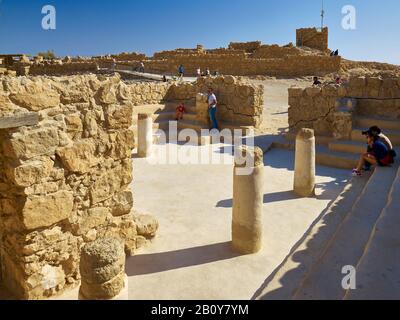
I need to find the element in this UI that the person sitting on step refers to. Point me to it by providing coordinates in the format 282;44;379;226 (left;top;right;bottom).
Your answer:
353;132;394;176
175;103;186;121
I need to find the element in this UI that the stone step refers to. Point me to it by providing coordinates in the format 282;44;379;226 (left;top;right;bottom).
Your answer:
164;101;197;114
316;146;359;170
354;116;400;132
177;120;205;132
152;111;176;122
351;128;400;145
345;166;400;300
285;132;335;146
132;104;169;116
329;141;366;155
293;163;399;300
219;122;254;136
182;112;197;122
255;175;369;300
355;98;400;118
132;120;170;133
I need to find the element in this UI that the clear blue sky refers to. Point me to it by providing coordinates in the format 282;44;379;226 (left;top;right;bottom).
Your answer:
0;0;399;64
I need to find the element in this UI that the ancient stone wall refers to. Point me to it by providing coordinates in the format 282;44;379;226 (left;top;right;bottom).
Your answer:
144;55;341;77
252;44;303;59
228;41;262;53
0;74;170;299
195;76;264;127
29;62;99;76
288;76;400;137
296;27;329;52
0;73;263;299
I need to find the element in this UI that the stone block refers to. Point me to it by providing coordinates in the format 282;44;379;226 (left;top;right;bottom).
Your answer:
22;190;74;230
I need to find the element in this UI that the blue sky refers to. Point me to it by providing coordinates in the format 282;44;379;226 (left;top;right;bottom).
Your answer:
0;0;399;64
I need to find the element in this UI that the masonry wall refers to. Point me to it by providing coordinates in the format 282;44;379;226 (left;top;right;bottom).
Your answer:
0;73;263;299
288;76;400;138
29;62;99;76
143;55;341;77
0;74;173;299
296;27;329;52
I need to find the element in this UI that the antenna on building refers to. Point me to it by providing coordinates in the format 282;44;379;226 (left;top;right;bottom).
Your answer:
320;0;325;30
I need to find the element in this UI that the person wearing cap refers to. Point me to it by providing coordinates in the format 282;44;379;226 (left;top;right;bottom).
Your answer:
363;126;394;154
353;132;394;176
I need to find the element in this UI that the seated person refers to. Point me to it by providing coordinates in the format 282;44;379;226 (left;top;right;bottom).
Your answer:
313;76;322;86
353;133;394;176
363;126;396;156
175;103;186;120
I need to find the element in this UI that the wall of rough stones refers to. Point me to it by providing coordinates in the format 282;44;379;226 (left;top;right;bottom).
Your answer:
288;76;400;138
0;74;169;299
252;44;302;59
0;73;263;299
195;76;264;127
143;55;341;77
228;41;262;53
29;62;99;76
296;27;329;52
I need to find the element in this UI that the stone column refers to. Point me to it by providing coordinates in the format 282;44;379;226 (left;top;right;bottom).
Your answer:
294;128;316;197
137;114;153;158
232;146;264;254
79;238;128;300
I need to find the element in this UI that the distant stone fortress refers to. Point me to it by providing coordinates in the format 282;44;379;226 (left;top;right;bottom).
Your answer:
1;28;343;77
1;26;398;78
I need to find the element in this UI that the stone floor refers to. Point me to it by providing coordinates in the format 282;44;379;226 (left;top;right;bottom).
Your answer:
123;145;348;300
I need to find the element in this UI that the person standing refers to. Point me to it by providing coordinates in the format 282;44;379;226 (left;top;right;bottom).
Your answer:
207;88;219;130
196;67;201;78
178;64;185;78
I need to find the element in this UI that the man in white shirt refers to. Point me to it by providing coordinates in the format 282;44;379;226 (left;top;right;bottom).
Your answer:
207;88;219;130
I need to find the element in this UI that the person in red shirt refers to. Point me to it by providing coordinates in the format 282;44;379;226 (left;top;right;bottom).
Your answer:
175;103;186;120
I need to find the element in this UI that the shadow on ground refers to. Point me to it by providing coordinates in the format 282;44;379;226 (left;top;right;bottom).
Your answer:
217;147;349;208
126;242;242;276
250;173;369;300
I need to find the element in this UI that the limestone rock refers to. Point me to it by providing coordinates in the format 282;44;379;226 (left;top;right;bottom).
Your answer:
104;104;133;129
4;126;60;160
6;157;53;187
22;190;74;230
134;214;159;238
56;141;100;174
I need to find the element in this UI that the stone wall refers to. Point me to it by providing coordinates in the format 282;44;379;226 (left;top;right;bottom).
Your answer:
29;62;99;76
0;73;263;299
252;44;302;59
0;74;172;299
296;27;329;52
195;76;264;127
144;55;341;77
288;76;400;138
228;41;262;53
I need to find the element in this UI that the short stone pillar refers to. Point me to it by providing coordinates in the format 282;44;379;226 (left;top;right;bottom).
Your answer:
294;128;316;197
137;114;153;158
232;146;264;254
79;238;128;300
